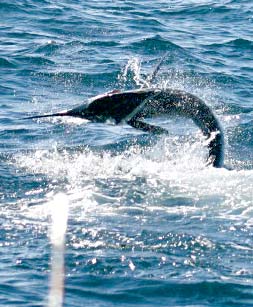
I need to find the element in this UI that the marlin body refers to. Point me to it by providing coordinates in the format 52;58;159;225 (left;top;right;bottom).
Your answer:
26;88;224;167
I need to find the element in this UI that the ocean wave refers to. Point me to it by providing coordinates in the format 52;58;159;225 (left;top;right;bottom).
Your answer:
208;38;253;50
84;40;119;48
128;35;186;54
0;2;27;13
15;55;55;66
0;57;16;68
0;85;14;95
34;70;119;88
67;277;253;306
34;40;61;55
155;3;232;16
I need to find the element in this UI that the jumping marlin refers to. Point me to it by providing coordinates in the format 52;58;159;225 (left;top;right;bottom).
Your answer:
24;55;224;168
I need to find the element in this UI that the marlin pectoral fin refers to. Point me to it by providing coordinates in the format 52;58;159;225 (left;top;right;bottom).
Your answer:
127;119;169;135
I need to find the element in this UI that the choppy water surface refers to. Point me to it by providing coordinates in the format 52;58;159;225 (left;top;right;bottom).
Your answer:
0;1;253;306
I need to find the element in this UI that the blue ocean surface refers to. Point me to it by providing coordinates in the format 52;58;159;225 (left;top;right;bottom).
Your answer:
0;0;253;306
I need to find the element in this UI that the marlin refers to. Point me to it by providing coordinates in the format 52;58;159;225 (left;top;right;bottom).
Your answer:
24;54;224;167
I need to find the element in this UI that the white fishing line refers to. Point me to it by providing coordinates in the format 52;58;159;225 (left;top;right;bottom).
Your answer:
48;193;69;307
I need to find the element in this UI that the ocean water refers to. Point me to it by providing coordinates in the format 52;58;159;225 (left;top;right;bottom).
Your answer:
1;0;253;306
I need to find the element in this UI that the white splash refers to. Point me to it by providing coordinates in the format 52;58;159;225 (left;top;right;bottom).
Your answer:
13;134;253;225
119;57;149;88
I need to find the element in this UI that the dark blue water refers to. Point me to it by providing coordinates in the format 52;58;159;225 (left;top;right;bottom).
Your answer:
1;1;253;306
